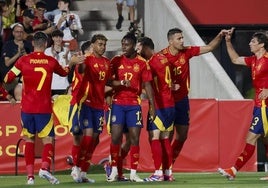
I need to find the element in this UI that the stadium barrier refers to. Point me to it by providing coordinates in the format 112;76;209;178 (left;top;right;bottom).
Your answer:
0;99;255;174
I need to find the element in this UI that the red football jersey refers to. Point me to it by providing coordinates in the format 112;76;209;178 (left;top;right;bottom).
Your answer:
245;53;268;107
161;46;200;102
5;52;69;113
83;54;111;109
149;53;174;109
111;54;152;105
70;66;89;105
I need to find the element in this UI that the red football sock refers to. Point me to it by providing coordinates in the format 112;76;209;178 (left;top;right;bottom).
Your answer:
161;138;172;171
41;143;53;170
151;139;162;170
71;145;80;166
130;145;139;170
25;142;34;177
171;139;184;164
77;136;92;167
110;143;120;167
234;143;255;171
81;138;96;172
118;147;129;177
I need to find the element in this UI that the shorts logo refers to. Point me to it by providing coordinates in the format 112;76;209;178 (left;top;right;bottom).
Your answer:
83;119;89;127
112;115;116;123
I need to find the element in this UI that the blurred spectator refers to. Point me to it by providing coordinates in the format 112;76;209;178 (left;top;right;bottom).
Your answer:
0;23;32;86
0;0;6;52
115;0;135;31
43;0;60;22
19;8;34;41
44;29;71;96
32;0;55;35
16;0;36;22
54;0;83;52
2;0;16;42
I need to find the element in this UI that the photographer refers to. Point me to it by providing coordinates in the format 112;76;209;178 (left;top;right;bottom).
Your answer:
54;0;83;52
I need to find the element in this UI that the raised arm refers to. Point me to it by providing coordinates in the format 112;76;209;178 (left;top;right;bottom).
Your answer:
199;29;227;54
225;28;246;65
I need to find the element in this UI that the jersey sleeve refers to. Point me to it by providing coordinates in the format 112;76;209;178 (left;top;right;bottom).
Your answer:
244;56;254;67
53;57;70;76
142;61;152;82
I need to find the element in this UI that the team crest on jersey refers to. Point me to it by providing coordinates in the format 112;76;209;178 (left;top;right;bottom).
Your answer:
133;63;140;72
112;115;116;123
160;58;168;65
179;55;186;64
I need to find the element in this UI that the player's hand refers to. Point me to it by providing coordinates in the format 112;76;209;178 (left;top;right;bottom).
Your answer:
10;98;16;105
171;83;180;91
149;102;156;121
225;27;235;42
258;88;268;100
121;80;131;87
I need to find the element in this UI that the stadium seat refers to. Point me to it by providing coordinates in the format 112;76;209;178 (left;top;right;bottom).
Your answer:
15;136;55;175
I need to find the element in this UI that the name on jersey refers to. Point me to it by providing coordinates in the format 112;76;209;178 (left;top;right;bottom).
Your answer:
30;59;49;64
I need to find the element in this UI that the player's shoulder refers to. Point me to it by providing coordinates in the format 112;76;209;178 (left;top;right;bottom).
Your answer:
264;52;268;59
136;54;147;62
159;47;169;55
111;54;123;62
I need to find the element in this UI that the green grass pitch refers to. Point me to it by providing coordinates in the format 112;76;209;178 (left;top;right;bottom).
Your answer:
2;171;268;188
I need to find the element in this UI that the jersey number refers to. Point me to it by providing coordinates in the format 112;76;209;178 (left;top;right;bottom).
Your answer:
173;66;182;76
34;67;47;91
123;72;133;80
99;71;106;80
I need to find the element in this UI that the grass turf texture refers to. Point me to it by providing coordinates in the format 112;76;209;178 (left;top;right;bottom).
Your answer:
2;171;268;188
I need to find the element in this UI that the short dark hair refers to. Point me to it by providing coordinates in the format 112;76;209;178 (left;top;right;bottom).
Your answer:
81;40;91;54
51;29;64;38
167;28;182;40
253;32;268;51
58;0;71;7
138;37;154;50
33;32;48;46
91;34;108;43
36;1;47;9
122;32;137;44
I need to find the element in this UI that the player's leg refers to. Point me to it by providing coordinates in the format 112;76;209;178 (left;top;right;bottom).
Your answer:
35;113;59;184
172;96;190;164
117;129;130;181
68;104;82;171
219;107;263;180
107;104;124;182
21;112;36;185
80;108;104;183
127;105;143;182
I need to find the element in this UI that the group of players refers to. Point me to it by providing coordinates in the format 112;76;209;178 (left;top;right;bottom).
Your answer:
4;25;268;185
66;27;233;184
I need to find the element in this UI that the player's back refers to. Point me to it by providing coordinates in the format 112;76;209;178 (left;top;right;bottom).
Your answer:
17;52;66;113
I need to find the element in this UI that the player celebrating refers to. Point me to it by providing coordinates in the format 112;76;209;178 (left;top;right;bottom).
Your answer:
218;29;268;180
161;28;229;175
107;32;155;182
138;37;175;181
4;31;82;185
71;34;111;183
68;40;92;183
